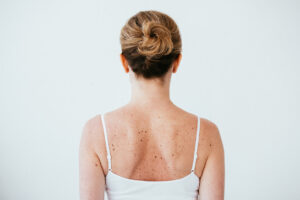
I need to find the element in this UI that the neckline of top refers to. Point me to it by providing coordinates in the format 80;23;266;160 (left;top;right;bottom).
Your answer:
107;170;199;183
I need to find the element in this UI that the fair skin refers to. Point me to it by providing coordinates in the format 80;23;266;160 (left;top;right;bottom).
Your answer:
79;53;225;200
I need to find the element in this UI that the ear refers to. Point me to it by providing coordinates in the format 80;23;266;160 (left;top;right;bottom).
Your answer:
120;53;129;73
172;53;182;73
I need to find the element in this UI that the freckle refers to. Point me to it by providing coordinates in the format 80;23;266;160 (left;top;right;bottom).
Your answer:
154;155;157;159
112;144;114;146
172;153;174;157
140;139;143;142
209;143;212;147
113;148;115;151
95;163;98;167
145;130;147;133
160;156;162;160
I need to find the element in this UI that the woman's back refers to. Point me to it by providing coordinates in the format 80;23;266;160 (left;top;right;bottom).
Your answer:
80;104;224;200
95;105;210;182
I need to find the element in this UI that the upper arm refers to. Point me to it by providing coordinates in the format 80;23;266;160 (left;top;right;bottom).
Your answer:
79;116;105;200
198;121;225;200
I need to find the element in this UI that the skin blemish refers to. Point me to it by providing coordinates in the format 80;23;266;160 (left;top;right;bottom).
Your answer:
112;148;115;151
140;139;143;142
209;143;212;147
95;163;98;167
154;155;157;159
160;156;162;160
172;153;174;157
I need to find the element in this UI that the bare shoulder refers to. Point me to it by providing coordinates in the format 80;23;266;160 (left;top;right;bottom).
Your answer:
200;117;224;153
79;114;104;152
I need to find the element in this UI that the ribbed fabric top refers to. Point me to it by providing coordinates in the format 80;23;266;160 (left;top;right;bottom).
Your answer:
100;113;201;200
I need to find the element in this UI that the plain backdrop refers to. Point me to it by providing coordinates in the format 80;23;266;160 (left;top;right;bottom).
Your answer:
0;0;299;199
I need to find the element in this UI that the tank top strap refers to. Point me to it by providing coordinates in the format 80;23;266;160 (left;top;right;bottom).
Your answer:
191;116;201;172
100;113;112;171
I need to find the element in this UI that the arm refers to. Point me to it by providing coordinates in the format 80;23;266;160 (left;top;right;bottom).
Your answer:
198;122;225;200
79;118;105;200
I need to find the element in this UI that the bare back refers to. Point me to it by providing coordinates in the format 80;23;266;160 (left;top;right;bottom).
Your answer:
94;105;214;182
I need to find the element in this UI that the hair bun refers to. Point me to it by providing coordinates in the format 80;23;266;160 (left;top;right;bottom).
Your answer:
137;21;173;57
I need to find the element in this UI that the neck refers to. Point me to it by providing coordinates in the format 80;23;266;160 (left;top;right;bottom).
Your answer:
128;76;173;109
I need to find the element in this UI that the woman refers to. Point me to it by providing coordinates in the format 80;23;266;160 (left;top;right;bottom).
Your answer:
79;10;225;200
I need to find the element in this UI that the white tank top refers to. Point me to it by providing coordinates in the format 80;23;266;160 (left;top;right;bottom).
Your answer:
100;113;201;200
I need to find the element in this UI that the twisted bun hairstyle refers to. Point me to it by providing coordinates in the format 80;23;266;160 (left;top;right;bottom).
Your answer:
120;10;182;79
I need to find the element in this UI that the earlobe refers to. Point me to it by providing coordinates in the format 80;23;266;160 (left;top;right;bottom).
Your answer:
173;53;182;73
120;54;129;73
173;64;178;73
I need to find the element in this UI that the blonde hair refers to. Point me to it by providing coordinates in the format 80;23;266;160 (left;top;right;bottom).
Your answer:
120;10;182;79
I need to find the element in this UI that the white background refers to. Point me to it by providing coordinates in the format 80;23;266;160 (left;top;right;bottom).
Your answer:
0;0;299;199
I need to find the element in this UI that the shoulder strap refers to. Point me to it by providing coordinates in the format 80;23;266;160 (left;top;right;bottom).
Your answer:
191;116;201;172
100;113;112;171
